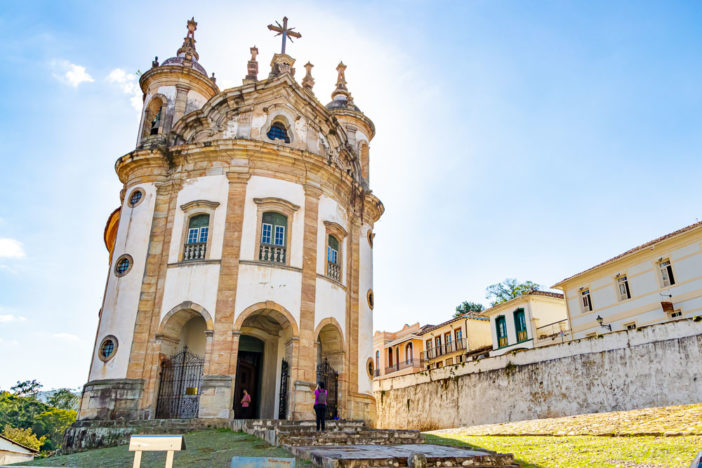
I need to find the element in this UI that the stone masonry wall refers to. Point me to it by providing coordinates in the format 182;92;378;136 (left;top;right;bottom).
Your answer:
373;318;702;431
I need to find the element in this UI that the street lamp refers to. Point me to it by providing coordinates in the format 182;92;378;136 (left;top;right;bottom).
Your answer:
596;315;612;331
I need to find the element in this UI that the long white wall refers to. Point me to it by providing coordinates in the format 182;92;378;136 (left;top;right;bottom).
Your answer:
89;183;156;381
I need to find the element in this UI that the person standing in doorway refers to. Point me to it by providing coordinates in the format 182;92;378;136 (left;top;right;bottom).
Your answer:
241;389;252;419
314;381;327;432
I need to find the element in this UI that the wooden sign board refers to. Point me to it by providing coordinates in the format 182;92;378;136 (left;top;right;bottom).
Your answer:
129;435;185;468
129;435;186;452
230;456;295;467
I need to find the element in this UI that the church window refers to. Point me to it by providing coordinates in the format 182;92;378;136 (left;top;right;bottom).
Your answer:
367;358;375;379
580;288;593;313
267;122;290;143
128;189;144;207
260;212;287;263
658;259;676;287
98;336;118;362
114;254;133;277
514;308;527;343
616;275;631;301
183;214;209;261
496;316;508;348
327;235;340;280
367;289;374;310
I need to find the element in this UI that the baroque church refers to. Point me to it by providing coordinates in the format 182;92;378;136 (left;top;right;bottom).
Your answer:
81;17;383;423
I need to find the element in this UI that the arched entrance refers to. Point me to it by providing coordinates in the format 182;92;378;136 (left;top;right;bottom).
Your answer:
233;303;298;419
316;320;344;419
155;310;208;419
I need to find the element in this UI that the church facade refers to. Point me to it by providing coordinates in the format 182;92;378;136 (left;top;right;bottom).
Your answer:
79;18;383;423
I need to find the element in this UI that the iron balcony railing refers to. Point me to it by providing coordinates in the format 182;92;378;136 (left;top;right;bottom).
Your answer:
384;358;424;375
183;242;207;261
327;261;340;281
422;339;467;360
259;243;286;263
536;319;569;341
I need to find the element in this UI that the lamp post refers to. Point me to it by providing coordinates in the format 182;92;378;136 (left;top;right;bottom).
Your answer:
596;315;612;331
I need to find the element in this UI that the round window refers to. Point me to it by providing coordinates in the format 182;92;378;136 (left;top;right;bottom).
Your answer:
367;358;375;379
128;189;144;207
367;230;374;248
367;289;374;310
114;254;133;277
99;336;118;361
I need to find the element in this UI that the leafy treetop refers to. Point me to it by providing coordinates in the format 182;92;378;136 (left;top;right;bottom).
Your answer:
10;380;42;398
486;279;540;306
454;301;485;317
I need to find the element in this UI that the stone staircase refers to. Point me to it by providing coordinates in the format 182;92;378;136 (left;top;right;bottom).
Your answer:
233;419;518;467
233;419;424;447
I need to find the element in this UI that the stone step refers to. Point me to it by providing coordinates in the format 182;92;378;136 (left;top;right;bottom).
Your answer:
278;430;424;447
287;444;520;467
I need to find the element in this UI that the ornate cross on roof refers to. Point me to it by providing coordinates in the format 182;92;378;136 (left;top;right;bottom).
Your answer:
267;16;301;55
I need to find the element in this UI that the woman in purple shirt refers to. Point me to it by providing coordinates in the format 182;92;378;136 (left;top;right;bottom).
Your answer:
314;381;327;432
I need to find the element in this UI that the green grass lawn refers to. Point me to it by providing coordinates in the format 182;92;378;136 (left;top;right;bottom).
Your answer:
14;429;313;467
426;433;702;468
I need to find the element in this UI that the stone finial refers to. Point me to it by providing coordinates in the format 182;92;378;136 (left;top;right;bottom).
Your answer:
331;61;353;103
269;53;296;78
177;17;200;61
244;46;259;83
302;62;315;92
152;56;159;68
210;72;216;84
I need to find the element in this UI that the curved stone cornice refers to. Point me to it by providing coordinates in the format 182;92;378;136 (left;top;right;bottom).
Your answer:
139;65;219;97
180;199;220;211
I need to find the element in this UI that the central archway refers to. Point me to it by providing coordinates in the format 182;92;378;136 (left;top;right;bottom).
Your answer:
233;302;298;419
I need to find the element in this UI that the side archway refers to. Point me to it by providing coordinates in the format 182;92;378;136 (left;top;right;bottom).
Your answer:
314;317;346;354
158;301;214;338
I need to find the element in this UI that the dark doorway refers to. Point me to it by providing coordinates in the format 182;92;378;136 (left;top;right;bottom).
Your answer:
316;358;339;419
234;335;264;419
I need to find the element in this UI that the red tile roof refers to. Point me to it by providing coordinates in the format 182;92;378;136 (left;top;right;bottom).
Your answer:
553;220;702;287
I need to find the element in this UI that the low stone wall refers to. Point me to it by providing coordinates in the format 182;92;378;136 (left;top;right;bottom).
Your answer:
373;318;702;431
62;418;230;453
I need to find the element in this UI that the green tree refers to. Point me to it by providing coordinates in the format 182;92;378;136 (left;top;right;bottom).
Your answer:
2;424;45;451
10;380;42;398
47;388;79;411
33;408;76;451
454;301;485;317
486;278;541;306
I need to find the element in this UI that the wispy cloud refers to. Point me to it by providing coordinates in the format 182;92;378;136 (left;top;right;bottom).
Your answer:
53;332;80;342
52;60;94;87
0;338;19;347
107;68;142;111
0;238;25;258
0;314;26;323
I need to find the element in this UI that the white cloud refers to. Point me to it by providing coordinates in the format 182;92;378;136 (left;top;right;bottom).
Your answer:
0;314;26;323
53;332;80;342
52;60;94;87
0;238;25;258
107;68;142;111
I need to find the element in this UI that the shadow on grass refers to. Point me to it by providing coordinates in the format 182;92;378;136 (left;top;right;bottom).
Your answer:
424;433;545;468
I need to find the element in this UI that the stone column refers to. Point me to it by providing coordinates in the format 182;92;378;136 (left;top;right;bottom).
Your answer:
201;168;249;419
173;84;189;124
346;217;361;418
126;178;182;418
291;182;322;420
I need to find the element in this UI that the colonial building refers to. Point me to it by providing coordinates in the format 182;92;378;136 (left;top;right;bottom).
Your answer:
373;313;491;377
482;291;568;357
554;221;702;339
80;18;383;423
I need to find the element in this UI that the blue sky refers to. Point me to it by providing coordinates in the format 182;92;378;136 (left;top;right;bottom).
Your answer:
1;0;701;390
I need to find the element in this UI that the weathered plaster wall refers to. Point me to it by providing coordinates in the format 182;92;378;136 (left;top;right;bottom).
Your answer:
358;223;374;394
89;183;156;381
374;318;702;430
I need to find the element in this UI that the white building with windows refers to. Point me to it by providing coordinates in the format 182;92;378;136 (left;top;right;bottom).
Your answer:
482;291;569;356
553;220;702;339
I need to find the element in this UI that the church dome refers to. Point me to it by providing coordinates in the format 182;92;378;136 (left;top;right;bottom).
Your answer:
325;96;362;113
161;55;208;76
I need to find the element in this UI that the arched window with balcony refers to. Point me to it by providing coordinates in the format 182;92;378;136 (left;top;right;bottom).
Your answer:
259;212;287;263
183;214;209;261
327;234;340;281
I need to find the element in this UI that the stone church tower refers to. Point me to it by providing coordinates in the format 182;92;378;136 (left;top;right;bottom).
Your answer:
81;18;383;423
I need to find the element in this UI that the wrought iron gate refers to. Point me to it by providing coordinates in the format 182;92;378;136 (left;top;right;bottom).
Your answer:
278;359;289;419
155;347;204;419
316;358;339;419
